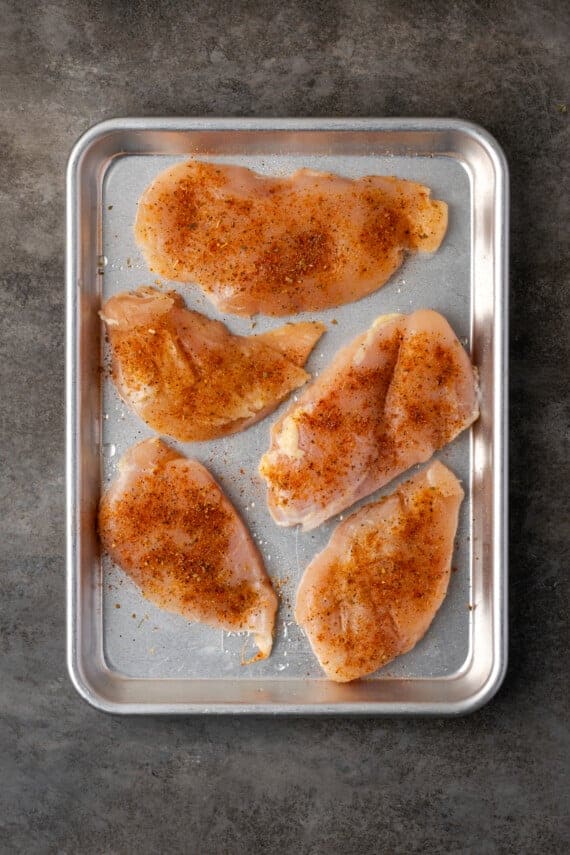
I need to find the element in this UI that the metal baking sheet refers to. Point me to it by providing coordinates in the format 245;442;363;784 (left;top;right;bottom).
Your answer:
66;118;508;714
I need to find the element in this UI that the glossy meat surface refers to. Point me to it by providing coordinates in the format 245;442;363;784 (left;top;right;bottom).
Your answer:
135;160;448;316
260;310;478;530
295;461;464;681
101;287;324;441
99;439;278;660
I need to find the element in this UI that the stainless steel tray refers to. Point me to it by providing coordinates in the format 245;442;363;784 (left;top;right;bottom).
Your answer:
66;118;508;714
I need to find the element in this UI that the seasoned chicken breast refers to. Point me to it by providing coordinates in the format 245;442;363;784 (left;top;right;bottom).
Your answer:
134;160;448;316
260;310;478;530
99;438;278;660
100;287;324;442
295;461;464;682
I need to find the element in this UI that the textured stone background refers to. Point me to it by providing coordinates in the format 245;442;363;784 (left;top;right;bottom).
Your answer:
1;1;569;852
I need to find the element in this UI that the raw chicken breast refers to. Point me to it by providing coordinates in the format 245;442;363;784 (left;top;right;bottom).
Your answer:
134;160;448;316
295;461;464;682
99;438;278;660
101;287;324;441
260;310;478;530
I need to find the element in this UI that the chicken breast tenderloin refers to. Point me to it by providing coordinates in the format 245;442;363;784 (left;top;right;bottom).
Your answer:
295;461;464;682
135;160;448;316
260;310;478;530
99;438;278;660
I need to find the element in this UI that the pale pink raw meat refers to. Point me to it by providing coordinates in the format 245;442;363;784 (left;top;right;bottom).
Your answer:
100;286;324;442
134;160;448;316
99;438;278;660
259;310;478;530
295;461;464;682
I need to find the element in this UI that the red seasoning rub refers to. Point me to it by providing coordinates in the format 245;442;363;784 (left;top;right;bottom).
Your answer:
134;160;448;316
100;287;324;442
260;310;478;531
99;438;278;660
295;461;464;682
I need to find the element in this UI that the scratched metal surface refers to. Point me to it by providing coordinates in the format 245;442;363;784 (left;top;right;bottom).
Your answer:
67;119;507;712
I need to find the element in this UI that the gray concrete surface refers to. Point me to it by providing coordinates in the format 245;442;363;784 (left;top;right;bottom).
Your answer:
1;1;569;852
